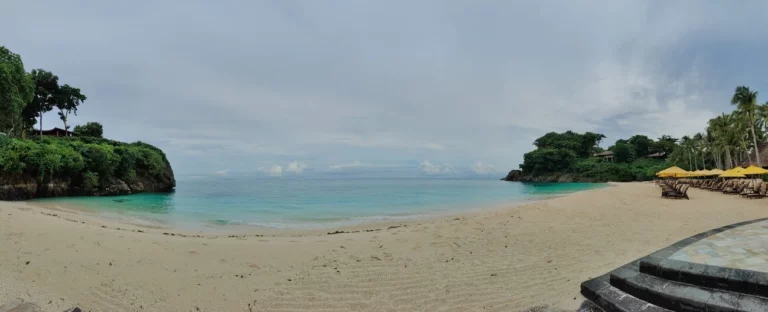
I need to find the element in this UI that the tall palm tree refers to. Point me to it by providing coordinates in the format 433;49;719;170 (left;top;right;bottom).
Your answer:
694;132;707;169
732;86;761;166
680;135;694;170
732;110;754;166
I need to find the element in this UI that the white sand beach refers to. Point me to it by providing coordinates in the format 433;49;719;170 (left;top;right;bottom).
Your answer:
2;182;768;311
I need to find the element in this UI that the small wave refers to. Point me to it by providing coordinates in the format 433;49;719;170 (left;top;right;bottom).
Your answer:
207;219;245;226
245;221;288;228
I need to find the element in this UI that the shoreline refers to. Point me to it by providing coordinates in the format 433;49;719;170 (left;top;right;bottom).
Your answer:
6;181;745;311
18;182;614;237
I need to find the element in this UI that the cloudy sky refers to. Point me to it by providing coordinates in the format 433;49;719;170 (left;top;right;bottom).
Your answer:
3;1;768;177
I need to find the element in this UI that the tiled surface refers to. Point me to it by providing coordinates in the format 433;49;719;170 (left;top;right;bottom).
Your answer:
670;220;768;272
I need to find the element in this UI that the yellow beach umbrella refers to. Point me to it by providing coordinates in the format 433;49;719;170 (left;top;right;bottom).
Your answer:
700;169;716;176
719;171;747;178
709;168;725;175
731;167;746;173
656;166;689;177
742;165;768;175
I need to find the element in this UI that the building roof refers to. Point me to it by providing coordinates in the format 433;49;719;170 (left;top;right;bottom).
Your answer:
35;127;76;135
645;152;666;158
741;142;768;167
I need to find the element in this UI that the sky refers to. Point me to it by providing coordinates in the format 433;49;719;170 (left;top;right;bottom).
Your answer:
3;1;768;177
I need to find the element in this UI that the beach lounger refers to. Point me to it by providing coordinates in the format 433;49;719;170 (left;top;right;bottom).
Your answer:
747;184;768;199
724;182;745;195
739;183;759;197
665;185;689;199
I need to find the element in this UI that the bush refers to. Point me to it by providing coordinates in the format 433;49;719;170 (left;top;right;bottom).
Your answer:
0;136;167;188
73;122;104;138
82;171;99;190
568;158;668;182
521;148;577;174
612;141;636;163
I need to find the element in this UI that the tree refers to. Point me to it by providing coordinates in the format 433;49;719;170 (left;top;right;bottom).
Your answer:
655;135;678;154
0;46;34;135
55;84;86;132
628;135;654;157
612;141;636;163
73;122;103;138
732;86;761;166
581;132;607;157
693;132;707;169
27;69;60;137
532;131;606;158
520;148;577;174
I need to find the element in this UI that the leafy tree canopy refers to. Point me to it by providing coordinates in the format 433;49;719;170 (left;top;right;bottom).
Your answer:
612;141;636;163
0;46;34;134
628;135;654;157
518;131;678;181
520;148;577;175
55;84;87;131
74;122;103;138
533;131;605;158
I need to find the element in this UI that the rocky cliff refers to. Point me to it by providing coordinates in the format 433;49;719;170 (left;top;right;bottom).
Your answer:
501;169;603;183
0;159;175;200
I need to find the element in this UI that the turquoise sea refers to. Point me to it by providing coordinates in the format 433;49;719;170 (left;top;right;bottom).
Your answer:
30;177;606;230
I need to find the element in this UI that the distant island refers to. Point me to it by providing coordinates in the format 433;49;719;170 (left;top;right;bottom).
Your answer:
504;85;768;182
0;46;175;200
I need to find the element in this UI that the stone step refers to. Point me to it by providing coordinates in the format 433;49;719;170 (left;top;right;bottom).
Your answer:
610;268;768;311
580;276;671;312
639;258;768;298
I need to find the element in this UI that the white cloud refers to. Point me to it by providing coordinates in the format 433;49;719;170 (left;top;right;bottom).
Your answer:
268;165;283;177
470;161;498;175
285;160;308;174
419;161;453;175
6;1;768;174
328;161;368;170
215;169;230;176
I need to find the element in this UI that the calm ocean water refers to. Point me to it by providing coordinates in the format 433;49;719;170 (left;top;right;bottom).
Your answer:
30;177;606;230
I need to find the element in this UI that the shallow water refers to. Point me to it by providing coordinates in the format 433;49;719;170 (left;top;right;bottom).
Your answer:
29;177;607;229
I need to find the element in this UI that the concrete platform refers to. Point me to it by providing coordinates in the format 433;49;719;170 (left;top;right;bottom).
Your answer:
580;218;768;312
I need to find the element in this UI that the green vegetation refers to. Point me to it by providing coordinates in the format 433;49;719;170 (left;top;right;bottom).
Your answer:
0;47;34;134
518;85;768;181
519;131;673;182
74;122;104;138
0;136;168;189
1;46;92;137
0;46;170;195
668;86;768;171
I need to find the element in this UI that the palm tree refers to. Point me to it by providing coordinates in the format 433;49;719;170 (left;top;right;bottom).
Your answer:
732;86;761;166
693;132;707;169
680;135;694;170
732;110;754;166
757;101;768;134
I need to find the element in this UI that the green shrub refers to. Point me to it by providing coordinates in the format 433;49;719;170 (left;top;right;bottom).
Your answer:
567;158;668;182
0;136;167;189
81;171;99;190
114;146;139;179
521;148;577;174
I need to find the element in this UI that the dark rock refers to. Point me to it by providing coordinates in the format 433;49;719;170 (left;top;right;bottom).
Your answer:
501;169;607;183
0;158;175;200
501;169;523;181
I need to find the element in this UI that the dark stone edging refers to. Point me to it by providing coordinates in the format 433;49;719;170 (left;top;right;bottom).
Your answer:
641;256;768;297
580;217;768;311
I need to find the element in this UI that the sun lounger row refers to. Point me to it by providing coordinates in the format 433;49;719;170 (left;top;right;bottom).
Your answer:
670;178;768;199
658;181;689;199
